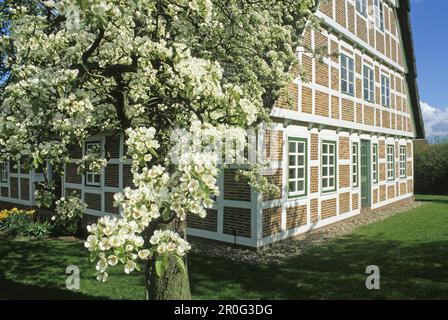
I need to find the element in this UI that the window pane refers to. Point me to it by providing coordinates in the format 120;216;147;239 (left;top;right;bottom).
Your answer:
323;167;328;177
329;167;334;176
297;180;304;192
94;175;101;183
289;155;296;166
298;156;304;166
289;169;296;179
329;178;334;187
289;142;296;153
298;168;304;179
323;179;328;188
289;181;296;192
297;143;304;153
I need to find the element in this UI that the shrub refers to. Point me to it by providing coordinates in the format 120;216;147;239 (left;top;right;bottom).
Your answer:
414;141;448;195
22;220;54;238
0;208;52;238
52;196;86;235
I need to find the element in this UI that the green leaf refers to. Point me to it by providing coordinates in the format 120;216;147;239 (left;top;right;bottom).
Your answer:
89;250;98;263
148;147;158;159
155;254;168;277
173;255;187;275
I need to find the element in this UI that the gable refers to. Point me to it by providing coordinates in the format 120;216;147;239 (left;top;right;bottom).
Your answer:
315;0;425;138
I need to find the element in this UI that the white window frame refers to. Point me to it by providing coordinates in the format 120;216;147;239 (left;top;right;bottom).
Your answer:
381;74;390;107
387;145;395;181
322;141;337;193
352;142;359;188
375;0;385;31
399;146;407;178
341;54;355;96
372;144;378;183
363;65;375;103
356;0;368;17
85;141;102;187
287;137;307;198
0;162;8;183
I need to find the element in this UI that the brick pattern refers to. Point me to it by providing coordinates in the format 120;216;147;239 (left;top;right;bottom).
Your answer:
264;130;283;161
263;170;282;201
187;209;218;232
105;164;119;188
262;207;282;237
339;192;350;214
352;193;359;210
286;205;307;229
293;1;415;136
321;198;337;220
310;199;318;223
223;207;251;238
104;192;119;214
66;163;82;184
85;193;101;211
310;167;319;193
310;134;319;160
223;169;251;202
122;164;133;188
10;177;18;199
1;187;8;197
339;165;350;188
20;178;29;201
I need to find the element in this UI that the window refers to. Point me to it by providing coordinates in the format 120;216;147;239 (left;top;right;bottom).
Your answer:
375;0;385;31
381;75;390;107
399;146;407;178
85;141;102;187
352;142;359;187
287;138;307;197
363;65;375;102
356;0;368;16
386;145;395;181
322;141;337;192
341;54;355;96
0;162;8;183
372;144;378;183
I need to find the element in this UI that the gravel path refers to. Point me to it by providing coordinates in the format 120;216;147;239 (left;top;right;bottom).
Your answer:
190;200;424;265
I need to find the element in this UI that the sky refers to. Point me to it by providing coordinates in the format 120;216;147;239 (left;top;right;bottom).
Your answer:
410;0;448;139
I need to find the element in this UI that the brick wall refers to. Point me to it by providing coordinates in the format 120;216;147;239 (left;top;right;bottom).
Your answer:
85;193;101;211
286;205;307;229
339;192;350;214
187;209;218;232
224;169;251;202
263;170;283;201
66;163;82;184
262;207;282;237
223;207;252;238
321;198;337;220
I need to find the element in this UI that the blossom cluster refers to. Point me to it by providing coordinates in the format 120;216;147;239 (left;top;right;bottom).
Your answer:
150;230;191;256
125;127;160;167
77;144;107;174
52;196;86;235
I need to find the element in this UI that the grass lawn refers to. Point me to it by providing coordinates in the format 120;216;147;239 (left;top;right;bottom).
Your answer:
1;195;448;299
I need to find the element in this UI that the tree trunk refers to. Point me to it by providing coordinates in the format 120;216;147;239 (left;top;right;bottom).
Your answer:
144;218;191;300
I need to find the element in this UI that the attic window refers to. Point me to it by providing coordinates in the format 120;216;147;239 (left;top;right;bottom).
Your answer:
375;0;385;31
356;0;368;17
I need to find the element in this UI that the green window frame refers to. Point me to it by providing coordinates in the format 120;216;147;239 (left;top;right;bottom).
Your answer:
372;143;378;183
352;142;359;187
399;146;407;178
287;137;308;198
386;144;395;181
322;140;337;193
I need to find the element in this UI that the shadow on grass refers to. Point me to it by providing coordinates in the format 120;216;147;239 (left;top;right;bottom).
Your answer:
415;195;448;205
189;235;448;299
1;235;448;299
0;239;139;300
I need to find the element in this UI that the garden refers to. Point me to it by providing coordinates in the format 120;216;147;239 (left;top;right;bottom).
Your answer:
1;194;448;300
